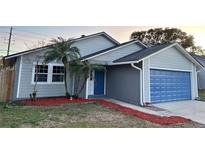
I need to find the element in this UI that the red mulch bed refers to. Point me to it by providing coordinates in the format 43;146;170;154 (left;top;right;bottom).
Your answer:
23;98;88;106
23;98;190;125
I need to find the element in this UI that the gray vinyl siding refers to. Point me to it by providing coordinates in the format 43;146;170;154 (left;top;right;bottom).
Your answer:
150;47;192;70
106;64;141;106
194;57;205;90
92;43;142;62
198;70;205;90
72;35;116;57
16;52;66;100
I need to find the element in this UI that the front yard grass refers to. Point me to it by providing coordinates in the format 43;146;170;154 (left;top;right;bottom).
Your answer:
0;102;203;128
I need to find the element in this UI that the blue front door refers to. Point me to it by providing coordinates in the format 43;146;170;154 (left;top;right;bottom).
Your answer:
150;69;191;103
94;70;105;95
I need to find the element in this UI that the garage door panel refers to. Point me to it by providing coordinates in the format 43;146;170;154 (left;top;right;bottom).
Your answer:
150;69;191;103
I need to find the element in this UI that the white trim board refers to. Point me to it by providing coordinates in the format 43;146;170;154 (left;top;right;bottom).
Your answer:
147;58;151;103
85;78;89;99
16;56;23;98
142;60;146;103
150;67;192;72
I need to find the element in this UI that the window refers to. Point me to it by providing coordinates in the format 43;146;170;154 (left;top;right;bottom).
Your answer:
52;66;64;82
34;65;48;82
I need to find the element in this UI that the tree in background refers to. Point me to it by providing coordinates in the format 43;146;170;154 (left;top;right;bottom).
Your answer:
44;37;80;98
130;28;205;55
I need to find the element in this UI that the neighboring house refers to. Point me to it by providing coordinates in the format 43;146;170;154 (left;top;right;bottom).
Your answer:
2;32;203;106
192;55;205;90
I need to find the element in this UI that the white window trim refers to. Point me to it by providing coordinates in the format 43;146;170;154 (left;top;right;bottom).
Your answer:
31;62;64;85
52;65;65;83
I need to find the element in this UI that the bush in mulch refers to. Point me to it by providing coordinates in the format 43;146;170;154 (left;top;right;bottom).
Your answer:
22;98;191;125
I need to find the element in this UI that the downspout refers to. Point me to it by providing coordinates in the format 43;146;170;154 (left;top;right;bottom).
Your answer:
131;63;144;107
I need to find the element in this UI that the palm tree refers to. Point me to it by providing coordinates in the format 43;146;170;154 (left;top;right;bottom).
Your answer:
69;60;105;97
44;37;80;98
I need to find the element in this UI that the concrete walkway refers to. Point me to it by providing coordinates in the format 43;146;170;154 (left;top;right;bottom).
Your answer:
154;100;205;124
106;98;173;116
106;98;205;124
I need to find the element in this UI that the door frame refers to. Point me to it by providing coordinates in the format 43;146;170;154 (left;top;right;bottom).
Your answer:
86;70;106;98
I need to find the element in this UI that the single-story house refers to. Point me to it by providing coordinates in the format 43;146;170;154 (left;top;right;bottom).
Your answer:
192;55;205;90
2;32;204;106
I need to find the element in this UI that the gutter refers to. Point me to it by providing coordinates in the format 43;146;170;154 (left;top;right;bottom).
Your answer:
131;63;144;106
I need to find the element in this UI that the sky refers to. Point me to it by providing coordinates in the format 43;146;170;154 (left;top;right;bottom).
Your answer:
0;26;205;56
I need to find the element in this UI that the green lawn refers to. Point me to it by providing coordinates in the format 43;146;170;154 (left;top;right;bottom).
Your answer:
0;102;203;128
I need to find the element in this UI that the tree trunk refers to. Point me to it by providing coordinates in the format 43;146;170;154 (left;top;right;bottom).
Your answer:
74;74;80;95
77;76;88;96
64;63;70;98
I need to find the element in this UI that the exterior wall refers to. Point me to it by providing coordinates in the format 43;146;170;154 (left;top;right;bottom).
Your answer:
73;75;86;98
198;70;205;90
195;57;205;90
106;64;141;106
72;35;116;57
143;47;197;103
149;47;192;71
12;35;116;100
15;51;66;100
91;43;142;63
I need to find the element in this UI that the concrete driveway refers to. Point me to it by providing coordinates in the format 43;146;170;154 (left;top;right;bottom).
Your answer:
154;100;205;124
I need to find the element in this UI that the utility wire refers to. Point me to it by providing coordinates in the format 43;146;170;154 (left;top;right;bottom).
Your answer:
13;31;49;39
12;27;57;38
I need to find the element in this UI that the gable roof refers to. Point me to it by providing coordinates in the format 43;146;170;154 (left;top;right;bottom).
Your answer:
113;43;204;69
81;40;147;61
113;43;172;63
4;31;120;60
